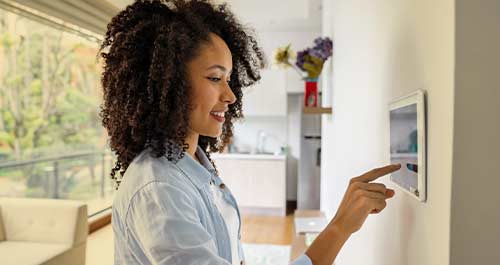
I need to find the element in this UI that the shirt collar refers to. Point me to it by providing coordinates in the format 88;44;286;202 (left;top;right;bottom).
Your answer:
176;145;215;189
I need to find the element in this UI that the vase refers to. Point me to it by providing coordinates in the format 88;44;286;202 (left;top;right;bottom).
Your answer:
304;78;318;107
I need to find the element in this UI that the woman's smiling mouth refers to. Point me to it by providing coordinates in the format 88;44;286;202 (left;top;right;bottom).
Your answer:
210;111;225;122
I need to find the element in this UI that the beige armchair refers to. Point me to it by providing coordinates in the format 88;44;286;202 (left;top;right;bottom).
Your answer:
0;198;88;265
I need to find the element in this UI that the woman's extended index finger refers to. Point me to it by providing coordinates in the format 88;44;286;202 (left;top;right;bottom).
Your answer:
353;164;401;183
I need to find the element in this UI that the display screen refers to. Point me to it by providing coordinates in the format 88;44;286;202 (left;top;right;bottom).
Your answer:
390;103;419;196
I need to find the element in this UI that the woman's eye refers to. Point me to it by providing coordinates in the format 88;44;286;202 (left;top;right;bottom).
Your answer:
207;77;221;82
207;77;231;84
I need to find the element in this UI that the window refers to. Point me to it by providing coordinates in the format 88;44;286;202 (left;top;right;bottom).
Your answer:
0;7;113;216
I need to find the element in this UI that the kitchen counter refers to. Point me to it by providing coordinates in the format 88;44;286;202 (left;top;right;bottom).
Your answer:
211;153;286;160
211;152;287;216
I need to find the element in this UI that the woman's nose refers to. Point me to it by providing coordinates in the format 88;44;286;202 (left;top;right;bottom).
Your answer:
222;82;237;104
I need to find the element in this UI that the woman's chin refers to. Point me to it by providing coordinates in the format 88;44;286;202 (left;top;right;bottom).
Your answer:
201;130;222;138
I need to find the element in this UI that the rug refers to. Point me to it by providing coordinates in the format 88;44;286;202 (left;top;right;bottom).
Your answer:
242;243;291;265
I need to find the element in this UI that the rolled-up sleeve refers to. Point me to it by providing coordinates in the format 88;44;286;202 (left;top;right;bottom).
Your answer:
290;254;313;265
125;181;231;265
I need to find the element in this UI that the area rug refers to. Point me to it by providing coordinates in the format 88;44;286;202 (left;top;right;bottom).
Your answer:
242;243;291;265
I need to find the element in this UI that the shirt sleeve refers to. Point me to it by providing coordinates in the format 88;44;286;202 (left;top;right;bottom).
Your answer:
125;181;232;265
238;238;246;262
290;254;313;265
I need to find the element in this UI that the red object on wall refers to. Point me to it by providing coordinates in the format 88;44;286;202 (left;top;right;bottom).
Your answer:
304;79;318;107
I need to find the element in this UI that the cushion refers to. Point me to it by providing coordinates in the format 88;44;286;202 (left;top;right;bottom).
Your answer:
0;198;87;244
0;241;71;265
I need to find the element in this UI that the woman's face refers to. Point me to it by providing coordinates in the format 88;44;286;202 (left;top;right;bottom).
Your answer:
186;33;236;138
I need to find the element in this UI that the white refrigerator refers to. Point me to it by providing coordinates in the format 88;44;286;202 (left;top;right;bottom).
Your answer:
297;105;322;209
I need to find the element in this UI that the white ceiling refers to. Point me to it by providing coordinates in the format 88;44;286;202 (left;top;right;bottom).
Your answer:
107;0;322;32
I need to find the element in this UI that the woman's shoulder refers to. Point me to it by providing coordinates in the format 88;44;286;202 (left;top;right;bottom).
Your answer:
112;148;199;218
124;148;185;185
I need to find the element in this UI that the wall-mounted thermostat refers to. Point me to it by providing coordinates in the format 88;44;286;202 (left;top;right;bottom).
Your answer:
389;90;427;202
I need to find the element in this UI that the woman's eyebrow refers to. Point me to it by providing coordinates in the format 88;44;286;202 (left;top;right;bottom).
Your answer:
206;64;232;74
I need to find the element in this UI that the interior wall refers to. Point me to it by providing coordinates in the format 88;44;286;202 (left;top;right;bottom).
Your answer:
320;0;454;264
450;0;500;263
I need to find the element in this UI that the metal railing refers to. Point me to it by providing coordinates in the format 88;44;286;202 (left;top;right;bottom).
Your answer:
0;150;114;216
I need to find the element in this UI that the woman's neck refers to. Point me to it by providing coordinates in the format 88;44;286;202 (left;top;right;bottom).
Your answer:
185;131;199;161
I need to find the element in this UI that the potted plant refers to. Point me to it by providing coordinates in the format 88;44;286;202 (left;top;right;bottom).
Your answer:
273;37;333;108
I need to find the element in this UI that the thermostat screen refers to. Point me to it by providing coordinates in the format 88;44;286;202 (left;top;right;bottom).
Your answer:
390;103;419;194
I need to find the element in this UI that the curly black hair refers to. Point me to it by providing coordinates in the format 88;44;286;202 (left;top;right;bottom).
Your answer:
99;0;265;188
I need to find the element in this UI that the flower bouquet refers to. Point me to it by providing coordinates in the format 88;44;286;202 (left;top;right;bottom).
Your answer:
273;37;333;107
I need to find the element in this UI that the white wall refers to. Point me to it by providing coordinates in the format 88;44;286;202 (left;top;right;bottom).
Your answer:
450;1;500;264
320;0;454;264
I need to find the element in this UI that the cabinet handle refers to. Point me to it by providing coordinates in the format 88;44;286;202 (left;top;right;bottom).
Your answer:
316;148;321;167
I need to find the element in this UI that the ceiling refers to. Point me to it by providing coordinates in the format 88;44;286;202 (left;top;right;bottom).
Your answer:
107;0;322;32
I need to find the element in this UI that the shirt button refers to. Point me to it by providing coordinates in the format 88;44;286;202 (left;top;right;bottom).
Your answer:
219;183;225;189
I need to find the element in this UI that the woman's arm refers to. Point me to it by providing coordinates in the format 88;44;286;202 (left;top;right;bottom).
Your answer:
304;164;401;265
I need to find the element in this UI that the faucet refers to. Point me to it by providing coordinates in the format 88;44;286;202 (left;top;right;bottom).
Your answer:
256;130;287;155
256;130;267;154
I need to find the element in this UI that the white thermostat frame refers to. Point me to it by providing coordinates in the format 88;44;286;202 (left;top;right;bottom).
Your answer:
389;90;427;202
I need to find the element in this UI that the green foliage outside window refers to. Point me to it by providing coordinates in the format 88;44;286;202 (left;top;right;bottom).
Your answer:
0;9;112;214
0;9;103;160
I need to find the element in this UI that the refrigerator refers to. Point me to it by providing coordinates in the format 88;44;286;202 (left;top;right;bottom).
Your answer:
297;101;322;210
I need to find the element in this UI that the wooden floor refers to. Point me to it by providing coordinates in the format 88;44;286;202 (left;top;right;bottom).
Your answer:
241;214;294;245
86;213;294;264
86;224;114;265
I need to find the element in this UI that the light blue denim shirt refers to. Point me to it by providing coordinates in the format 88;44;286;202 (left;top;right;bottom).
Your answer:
112;145;313;265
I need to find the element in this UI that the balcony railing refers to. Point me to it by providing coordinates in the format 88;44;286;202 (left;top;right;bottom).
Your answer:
0;151;115;217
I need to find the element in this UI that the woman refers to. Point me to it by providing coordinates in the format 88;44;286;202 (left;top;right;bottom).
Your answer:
100;1;401;265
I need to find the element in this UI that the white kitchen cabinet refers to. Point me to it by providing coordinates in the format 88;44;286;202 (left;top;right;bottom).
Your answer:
242;69;287;116
285;69;305;94
211;154;287;216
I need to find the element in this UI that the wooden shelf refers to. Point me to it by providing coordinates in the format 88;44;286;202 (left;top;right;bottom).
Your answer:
303;106;333;114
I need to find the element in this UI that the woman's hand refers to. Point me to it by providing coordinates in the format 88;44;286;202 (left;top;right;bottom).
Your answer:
330;164;401;235
305;164;401;265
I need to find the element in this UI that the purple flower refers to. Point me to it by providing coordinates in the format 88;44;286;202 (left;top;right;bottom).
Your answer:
292;36;333;79
295;48;311;71
310;37;333;60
